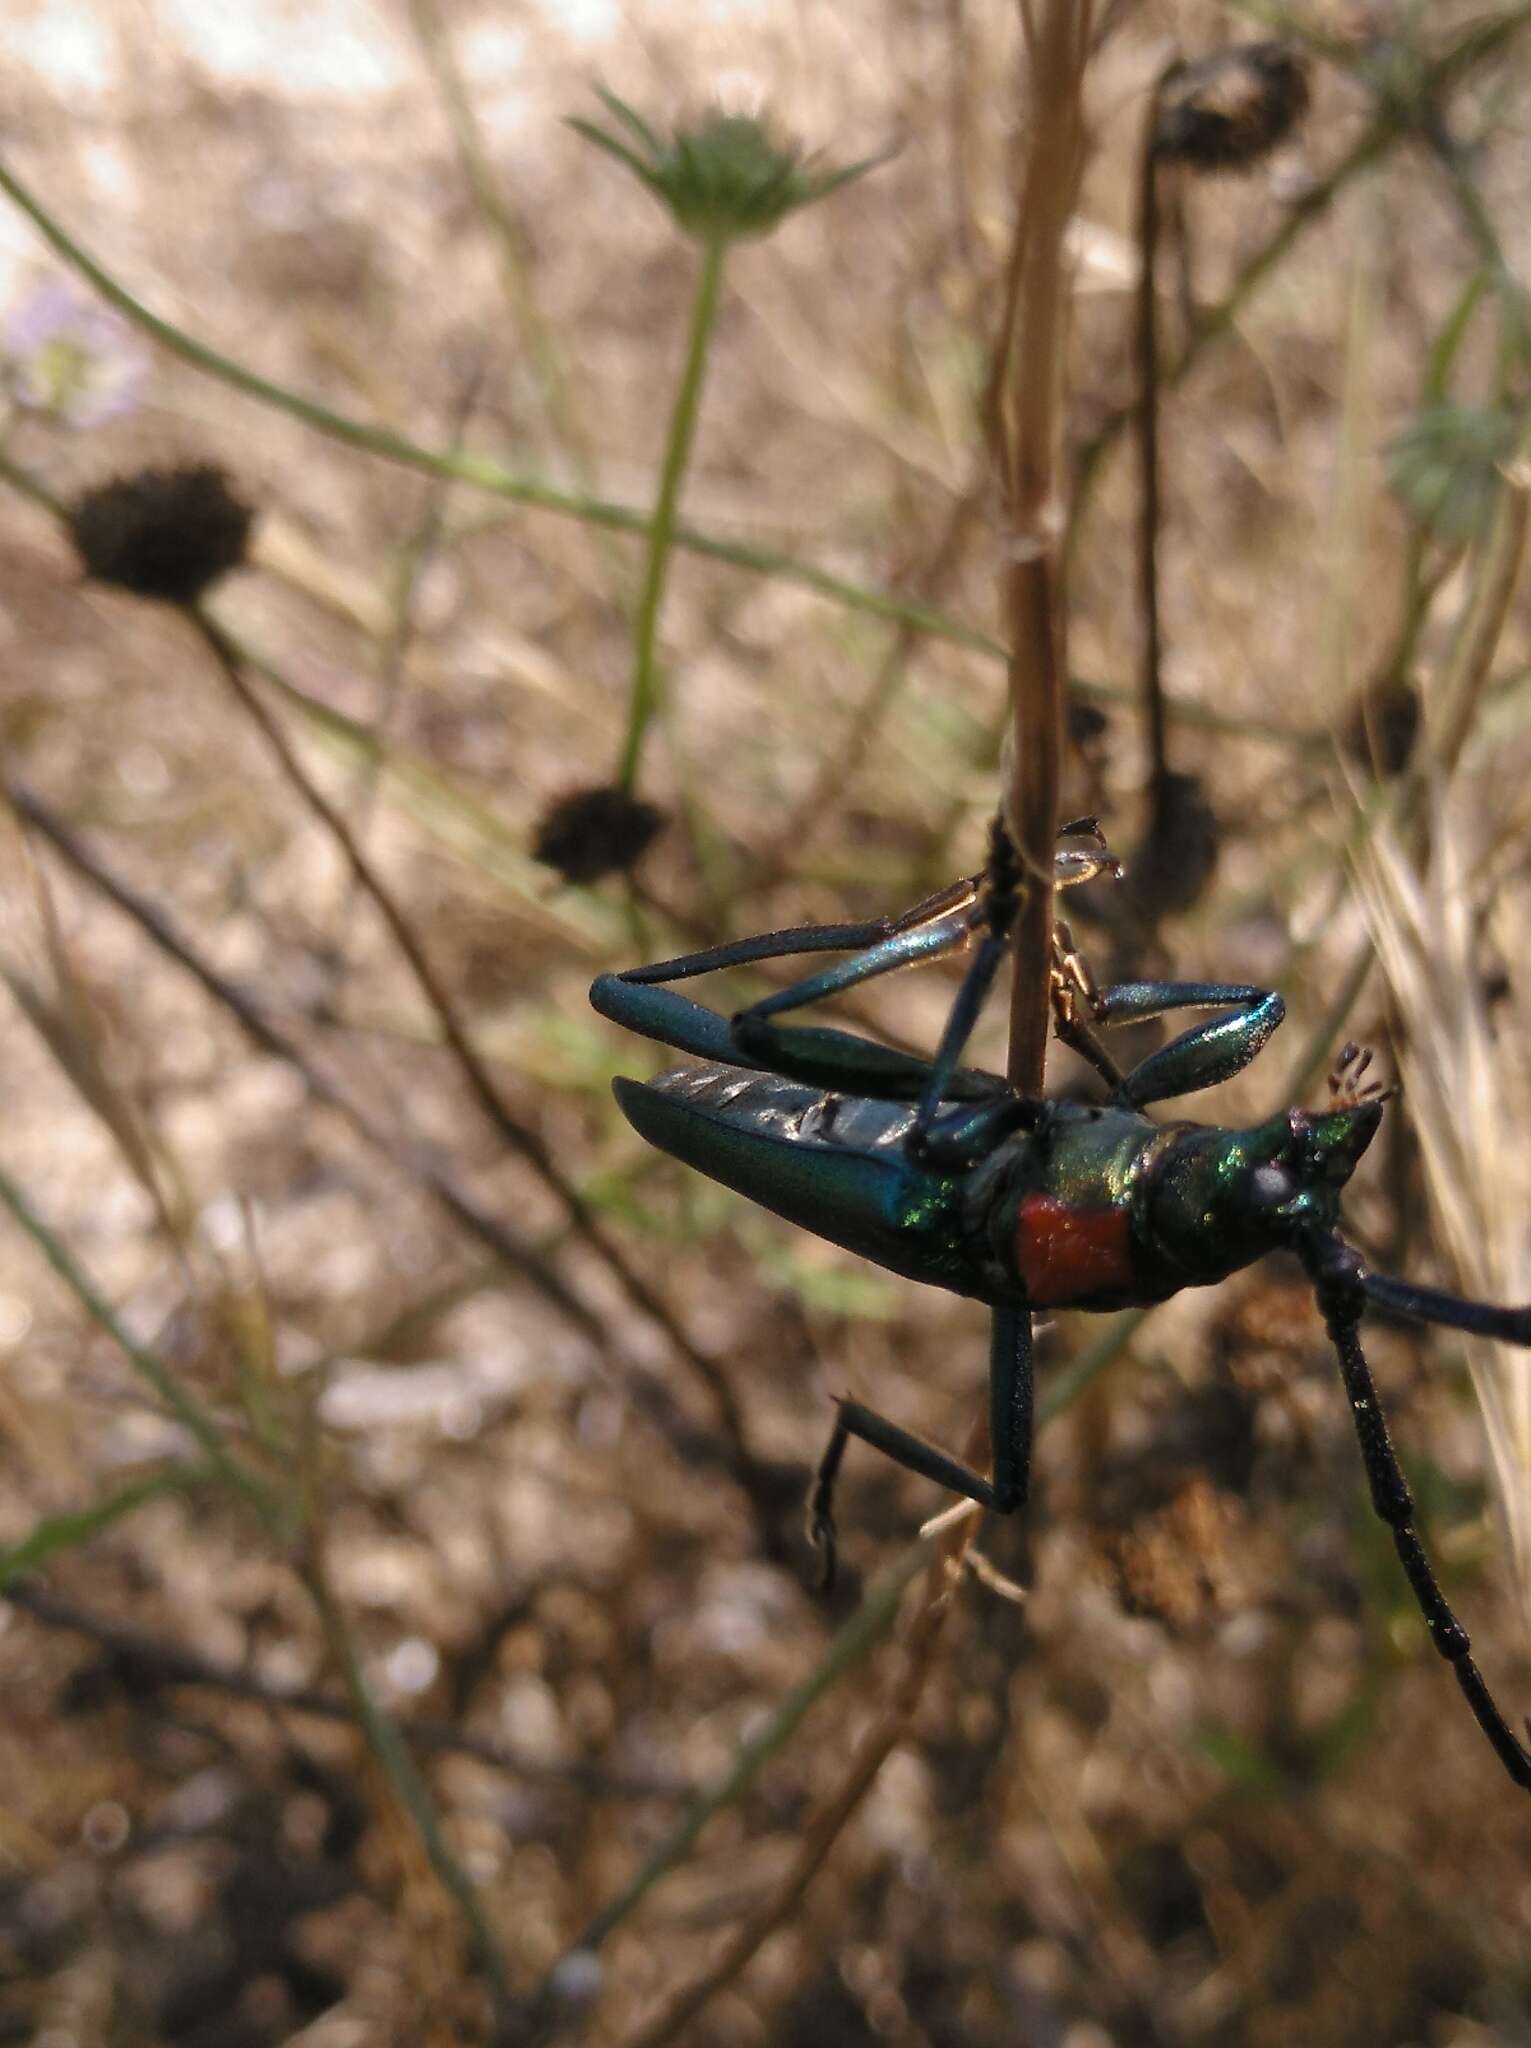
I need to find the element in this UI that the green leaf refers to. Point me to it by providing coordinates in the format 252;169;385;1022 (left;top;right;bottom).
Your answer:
1386;402;1519;541
0;1463;215;1587
1194;1721;1284;1794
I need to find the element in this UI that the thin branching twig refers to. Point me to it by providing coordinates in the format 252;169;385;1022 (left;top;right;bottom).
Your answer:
0;777;753;1504
4;1580;689;1797
190;609;761;1493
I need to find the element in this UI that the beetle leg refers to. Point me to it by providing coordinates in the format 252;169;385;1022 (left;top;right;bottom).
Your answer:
591;880;987;1090
809;1307;1032;1589
1077;978;1286;1109
1302;1235;1531;1792
735;907;993;1097
1049;917;1127;1092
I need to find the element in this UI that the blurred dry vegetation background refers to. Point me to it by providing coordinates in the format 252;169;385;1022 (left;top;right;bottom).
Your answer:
2;0;1531;2043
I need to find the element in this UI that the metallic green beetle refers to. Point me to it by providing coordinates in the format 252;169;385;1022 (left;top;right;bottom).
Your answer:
592;825;1531;1792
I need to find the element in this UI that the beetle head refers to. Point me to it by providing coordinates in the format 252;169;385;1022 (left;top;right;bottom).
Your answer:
1148;1100;1383;1283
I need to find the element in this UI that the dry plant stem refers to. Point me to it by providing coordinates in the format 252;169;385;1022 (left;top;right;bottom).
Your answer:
1135;79;1170;793
1425;432;1531;779
1069;120;1391;543
300;1541;512;2012
612;1421;986;2048
605;18;1094;2042
190;610;755;1473
1;777;746;1500
1287;430;1531;1094
528;1530;936;2024
0;1161;274;1519
1000;0;1091;1089
1072;6;1531;542
4;1580;686;1798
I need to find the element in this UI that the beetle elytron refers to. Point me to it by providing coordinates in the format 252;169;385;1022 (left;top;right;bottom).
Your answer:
592;822;1531;1791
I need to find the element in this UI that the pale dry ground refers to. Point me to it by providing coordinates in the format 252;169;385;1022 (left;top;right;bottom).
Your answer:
2;3;1531;2046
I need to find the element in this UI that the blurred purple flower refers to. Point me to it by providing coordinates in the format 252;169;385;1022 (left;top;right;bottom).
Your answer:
2;279;149;428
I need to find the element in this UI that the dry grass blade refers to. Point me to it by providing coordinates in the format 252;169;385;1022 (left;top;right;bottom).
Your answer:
611;1423;984;2048
1356;806;1531;1634
0;851;186;1246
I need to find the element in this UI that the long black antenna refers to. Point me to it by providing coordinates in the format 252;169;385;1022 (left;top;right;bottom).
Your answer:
1302;1234;1531;1791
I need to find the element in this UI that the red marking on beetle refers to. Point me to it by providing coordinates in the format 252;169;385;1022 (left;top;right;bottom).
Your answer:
1016;1194;1134;1305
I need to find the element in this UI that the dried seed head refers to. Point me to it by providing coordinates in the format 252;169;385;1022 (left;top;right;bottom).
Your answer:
1153;43;1310;174
1130;770;1219;919
532;784;667;884
1342;677;1420;779
69;463;252;605
1068;700;1110;758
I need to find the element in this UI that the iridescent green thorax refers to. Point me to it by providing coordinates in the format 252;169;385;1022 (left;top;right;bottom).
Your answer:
971;1104;1176;1310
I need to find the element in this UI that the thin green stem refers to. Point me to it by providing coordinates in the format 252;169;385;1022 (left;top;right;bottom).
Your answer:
0;176;1316;757
405;0;628;608
303;1549;512;2010
534;1530;929;2005
0;157;947;648
619;233;728;792
0;1162;276;1519
0;1462;217;1586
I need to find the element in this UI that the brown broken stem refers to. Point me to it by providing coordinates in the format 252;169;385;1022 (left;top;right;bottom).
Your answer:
996;0;1091;1089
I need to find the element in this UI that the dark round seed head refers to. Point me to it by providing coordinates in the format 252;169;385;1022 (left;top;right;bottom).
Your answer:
68;462;253;605
532;784;667;884
1153;43;1310;174
1342;678;1420;779
1130;769;1220;918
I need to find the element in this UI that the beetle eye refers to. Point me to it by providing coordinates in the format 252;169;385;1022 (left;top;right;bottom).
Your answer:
1250;1163;1297;1208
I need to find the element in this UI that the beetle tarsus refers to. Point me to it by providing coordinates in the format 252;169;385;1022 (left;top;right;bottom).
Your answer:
808;1404;851;1593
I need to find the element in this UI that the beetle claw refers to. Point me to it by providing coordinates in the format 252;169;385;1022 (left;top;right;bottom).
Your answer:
808;1510;838;1593
1327;1038;1394;1111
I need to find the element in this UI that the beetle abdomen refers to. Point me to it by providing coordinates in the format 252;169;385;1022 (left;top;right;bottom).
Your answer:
612;1065;986;1297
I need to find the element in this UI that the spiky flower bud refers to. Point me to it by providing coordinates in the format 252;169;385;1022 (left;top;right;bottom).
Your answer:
569;90;889;244
69;463;252;605
532;784;666;885
1153;43;1310;173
